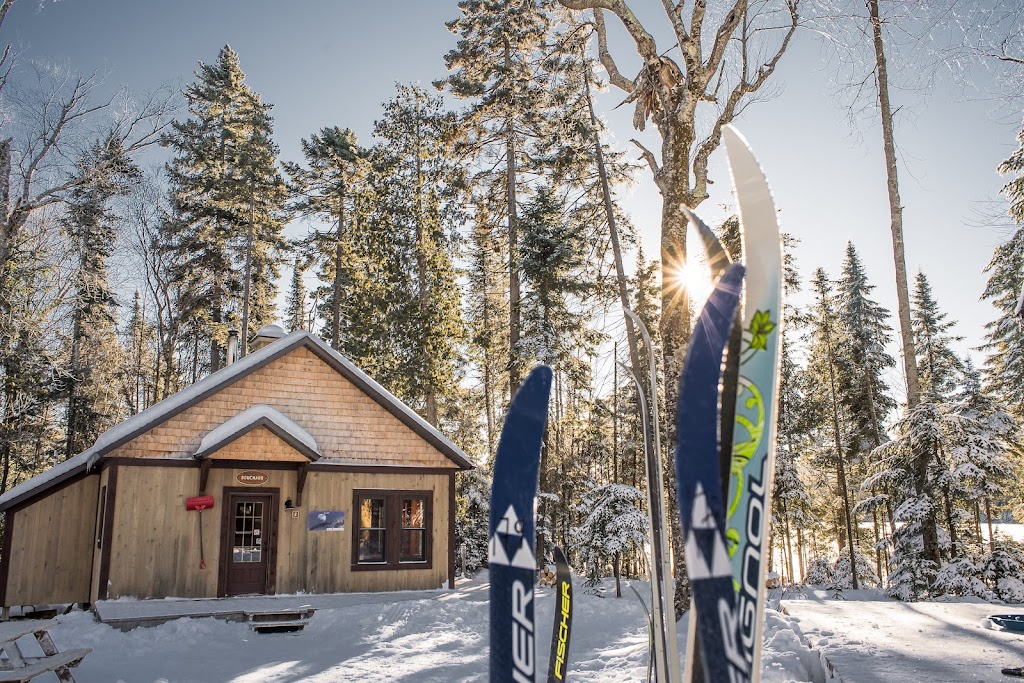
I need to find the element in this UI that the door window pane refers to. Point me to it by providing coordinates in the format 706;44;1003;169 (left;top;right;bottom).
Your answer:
233;500;263;563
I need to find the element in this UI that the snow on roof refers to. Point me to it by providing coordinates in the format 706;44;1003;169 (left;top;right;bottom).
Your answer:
0;330;472;511
194;404;320;460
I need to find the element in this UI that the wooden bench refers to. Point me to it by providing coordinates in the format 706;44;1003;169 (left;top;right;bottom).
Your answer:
0;619;90;682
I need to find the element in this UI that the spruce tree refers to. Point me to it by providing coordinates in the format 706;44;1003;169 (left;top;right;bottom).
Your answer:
163;45;288;372
982;123;1024;419
912;271;963;401
836;242;896;454
61;137;140;457
285;256;308;333
807;268;859;587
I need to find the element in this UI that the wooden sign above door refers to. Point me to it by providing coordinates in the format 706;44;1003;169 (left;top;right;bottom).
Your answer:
236;470;269;486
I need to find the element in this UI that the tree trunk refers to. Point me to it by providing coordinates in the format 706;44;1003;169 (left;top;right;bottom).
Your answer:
822;291;859;589
943;486;957;559
867;0;920;410
504;39;521;396
413;113;437;424
985;497;996;554
240;189;255;358
331;196;345;351
66;308;84;460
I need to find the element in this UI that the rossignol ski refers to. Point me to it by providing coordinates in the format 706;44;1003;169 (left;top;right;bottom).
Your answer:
675;263;749;683
721;125;784;683
546;546;573;683
489;366;553;683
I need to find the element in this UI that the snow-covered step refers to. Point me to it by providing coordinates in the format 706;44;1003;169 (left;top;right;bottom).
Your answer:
244;609;315;634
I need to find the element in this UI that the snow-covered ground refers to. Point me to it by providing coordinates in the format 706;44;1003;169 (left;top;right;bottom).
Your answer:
28;574;827;683
782;587;1024;683
31;574;1024;682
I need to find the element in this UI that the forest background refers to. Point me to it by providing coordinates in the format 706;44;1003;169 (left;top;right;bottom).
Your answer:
2;0;1024;608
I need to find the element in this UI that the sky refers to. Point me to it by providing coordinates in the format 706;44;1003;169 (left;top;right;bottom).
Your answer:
6;0;1021;405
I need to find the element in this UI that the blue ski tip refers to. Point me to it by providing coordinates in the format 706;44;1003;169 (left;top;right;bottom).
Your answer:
512;365;553;412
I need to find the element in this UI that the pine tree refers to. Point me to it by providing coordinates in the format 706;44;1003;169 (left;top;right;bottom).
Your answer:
162;45;288;373
371;83;466;424
440;0;555;395
286;126;370;349
0;220;65;494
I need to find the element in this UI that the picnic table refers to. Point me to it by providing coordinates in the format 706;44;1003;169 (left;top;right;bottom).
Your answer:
0;619;90;683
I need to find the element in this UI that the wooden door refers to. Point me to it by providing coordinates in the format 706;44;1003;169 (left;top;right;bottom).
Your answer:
223;492;275;596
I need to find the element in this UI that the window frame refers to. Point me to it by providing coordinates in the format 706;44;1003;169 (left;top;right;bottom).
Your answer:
351;489;433;571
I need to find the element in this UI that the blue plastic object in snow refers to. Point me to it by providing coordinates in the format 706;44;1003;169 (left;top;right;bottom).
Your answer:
990;614;1024;633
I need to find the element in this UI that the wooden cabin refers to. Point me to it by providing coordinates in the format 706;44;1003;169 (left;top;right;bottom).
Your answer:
0;327;473;609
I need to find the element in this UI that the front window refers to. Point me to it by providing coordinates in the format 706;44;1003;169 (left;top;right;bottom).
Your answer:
400;498;426;562
353;490;432;570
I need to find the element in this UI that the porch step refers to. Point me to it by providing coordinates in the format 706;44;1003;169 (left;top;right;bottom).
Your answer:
244;609;315;634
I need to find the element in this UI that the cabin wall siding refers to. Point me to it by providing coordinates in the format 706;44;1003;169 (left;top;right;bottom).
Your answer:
103;465;448;599
4;475;98;606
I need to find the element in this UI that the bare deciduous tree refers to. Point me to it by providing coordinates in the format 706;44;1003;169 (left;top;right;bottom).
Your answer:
0;62;177;284
559;0;802;616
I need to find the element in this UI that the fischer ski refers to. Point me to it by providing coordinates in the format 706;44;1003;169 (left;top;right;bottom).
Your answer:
681;206;743;683
675;263;749;683
721;125;785;683
546;546;573;683
489;366;553;683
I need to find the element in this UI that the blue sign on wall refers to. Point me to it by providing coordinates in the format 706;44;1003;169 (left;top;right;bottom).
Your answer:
307;510;345;531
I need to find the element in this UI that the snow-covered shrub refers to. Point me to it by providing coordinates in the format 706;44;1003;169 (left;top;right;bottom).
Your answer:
933;558;995;600
804;557;832;586
455;469;490;576
832;550;880;589
998;577;1024;603
536;491;560;563
982;541;1024;603
570;482;648;587
885;497;938;601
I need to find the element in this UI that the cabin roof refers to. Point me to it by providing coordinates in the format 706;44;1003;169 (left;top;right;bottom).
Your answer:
0;331;473;512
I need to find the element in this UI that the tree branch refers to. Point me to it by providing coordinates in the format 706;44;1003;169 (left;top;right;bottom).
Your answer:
661;0;690;54
630;138;663;190
704;0;747;83
592;9;636;93
692;1;798;200
559;0;660;61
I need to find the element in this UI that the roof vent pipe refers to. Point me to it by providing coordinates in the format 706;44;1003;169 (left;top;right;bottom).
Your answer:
226;328;239;366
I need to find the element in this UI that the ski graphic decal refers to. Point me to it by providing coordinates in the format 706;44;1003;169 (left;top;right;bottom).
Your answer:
546;546;573;683
722;125;784;682
489;365;553;683
676;262;749;683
